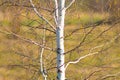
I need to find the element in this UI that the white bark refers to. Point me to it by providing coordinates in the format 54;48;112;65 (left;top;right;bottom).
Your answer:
39;26;47;80
56;0;66;80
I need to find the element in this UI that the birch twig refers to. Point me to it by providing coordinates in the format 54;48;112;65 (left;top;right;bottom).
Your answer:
29;0;56;31
65;0;75;10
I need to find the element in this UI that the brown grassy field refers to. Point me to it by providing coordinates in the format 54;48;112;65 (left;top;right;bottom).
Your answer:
0;9;120;80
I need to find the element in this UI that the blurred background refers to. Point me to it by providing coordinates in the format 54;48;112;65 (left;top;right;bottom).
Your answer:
0;0;120;80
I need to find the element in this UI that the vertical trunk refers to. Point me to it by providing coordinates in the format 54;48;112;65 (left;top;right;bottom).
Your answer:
56;0;65;80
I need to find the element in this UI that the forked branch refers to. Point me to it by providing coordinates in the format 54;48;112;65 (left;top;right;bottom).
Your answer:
65;33;120;70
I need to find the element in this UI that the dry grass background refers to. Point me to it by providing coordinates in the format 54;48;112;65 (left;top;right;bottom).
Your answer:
0;7;120;80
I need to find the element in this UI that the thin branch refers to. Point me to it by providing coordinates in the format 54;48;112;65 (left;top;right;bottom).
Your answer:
0;64;39;72
65;17;120;39
54;0;58;25
84;70;101;80
0;30;53;51
65;52;99;70
4;0;52;12
11;32;53;51
13;50;39;63
65;0;75;10
22;24;56;34
64;18;120;54
100;72;120;80
64;27;96;54
65;33;120;70
29;0;56;31
39;25;47;80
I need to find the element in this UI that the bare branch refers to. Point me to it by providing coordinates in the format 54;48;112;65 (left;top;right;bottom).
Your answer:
64;18;120;54
54;0;58;25
64;27;96;54
65;0;75;10
11;32;53;51
100;72;120;80
65;17;120;39
65;52;99;70
13;50;39;63
0;64;39;72
84;70;101;80
0;1;52;12
65;33;120;70
0;30;54;51
29;0;56;31
22;24;56;34
39;25;47;80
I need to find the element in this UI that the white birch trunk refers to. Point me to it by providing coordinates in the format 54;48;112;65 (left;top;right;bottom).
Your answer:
56;0;65;80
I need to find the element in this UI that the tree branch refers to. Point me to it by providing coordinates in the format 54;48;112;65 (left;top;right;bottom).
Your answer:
84;70;101;80
0;30;54;51
54;0;58;25
65;52;99;70
11;32;53;51
64;18;120;54
29;0;56;31
100;72;120;80
65;33;120;70
64;27;96;54
65;0;75;10
39;25;47;80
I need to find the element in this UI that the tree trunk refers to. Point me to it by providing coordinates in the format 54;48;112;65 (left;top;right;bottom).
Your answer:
56;0;65;80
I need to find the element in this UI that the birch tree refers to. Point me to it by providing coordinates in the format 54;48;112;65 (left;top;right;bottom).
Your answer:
29;0;76;79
